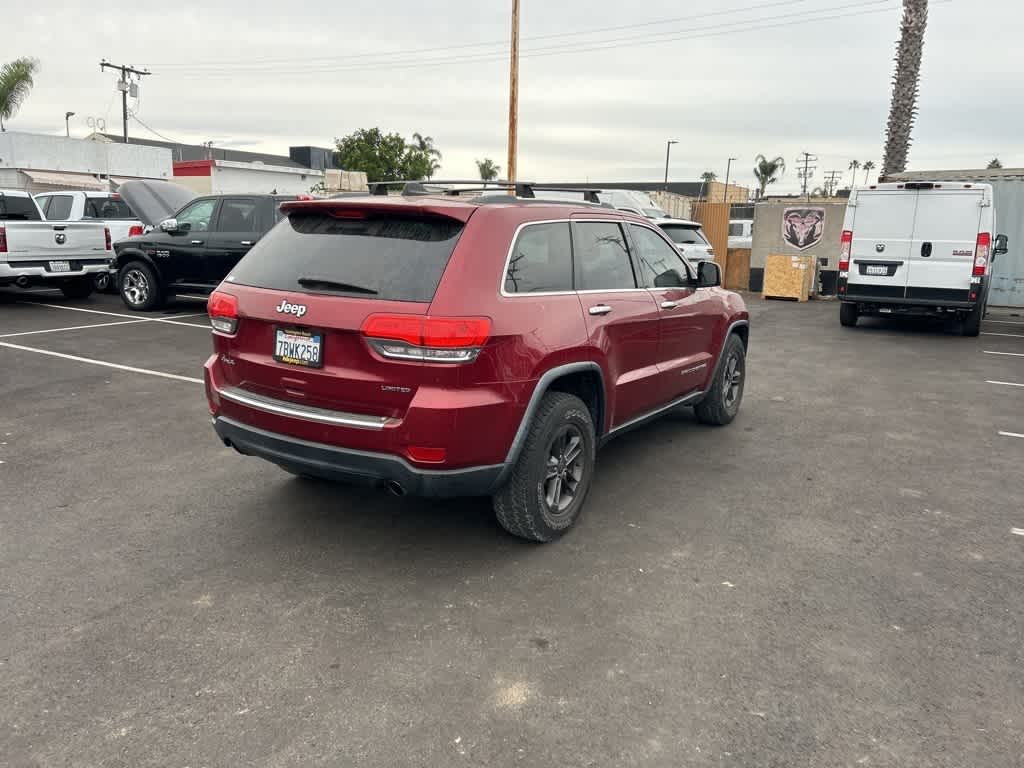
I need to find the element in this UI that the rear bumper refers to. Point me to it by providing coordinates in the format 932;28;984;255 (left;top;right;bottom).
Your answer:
843;294;975;310
213;415;504;497
0;258;113;285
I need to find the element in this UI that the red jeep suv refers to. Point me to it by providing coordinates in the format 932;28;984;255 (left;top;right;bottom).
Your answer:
204;189;749;541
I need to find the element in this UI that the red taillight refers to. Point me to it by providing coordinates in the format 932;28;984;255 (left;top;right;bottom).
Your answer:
839;230;853;271
406;446;447;463
104;227;112;251
0;226;6;253
974;232;990;277
361;314;491;363
208;290;239;334
128;225;143;238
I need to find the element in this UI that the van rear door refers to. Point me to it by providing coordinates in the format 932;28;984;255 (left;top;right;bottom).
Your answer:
905;188;983;302
847;190;917;300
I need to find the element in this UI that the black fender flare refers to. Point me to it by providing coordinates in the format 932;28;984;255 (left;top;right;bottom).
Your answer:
115;249;165;286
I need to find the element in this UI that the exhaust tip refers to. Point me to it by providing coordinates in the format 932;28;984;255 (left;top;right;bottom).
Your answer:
15;276;30;288
385;480;406;497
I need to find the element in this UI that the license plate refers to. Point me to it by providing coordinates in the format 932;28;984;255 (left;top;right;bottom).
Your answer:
48;260;72;273
274;328;323;368
865;265;889;276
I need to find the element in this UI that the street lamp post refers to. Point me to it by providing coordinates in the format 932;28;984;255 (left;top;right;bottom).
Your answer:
664;140;678;190
722;157;737;202
65;111;75;137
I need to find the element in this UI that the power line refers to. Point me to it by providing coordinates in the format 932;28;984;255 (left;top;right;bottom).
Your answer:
796;152;818;199
823;170;844;196
153;0;843;69
127;110;179;144
99;59;151;143
164;0;915;78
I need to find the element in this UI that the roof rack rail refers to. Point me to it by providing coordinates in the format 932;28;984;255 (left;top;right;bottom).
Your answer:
365;180;606;205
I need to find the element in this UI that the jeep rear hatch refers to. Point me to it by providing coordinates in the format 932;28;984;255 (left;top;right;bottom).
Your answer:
208;201;482;431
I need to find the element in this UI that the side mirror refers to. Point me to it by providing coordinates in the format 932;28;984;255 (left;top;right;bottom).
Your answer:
159;218;179;233
994;233;1009;256
696;260;721;288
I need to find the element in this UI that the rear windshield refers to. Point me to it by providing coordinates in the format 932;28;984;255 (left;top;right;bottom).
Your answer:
0;194;41;221
84;196;135;219
228;211;465;302
660;224;708;245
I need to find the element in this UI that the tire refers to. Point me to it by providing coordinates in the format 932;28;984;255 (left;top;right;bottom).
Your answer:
839;302;859;327
59;276;94;300
694;334;746;426
961;303;982;337
493;392;596;542
119;261;163;311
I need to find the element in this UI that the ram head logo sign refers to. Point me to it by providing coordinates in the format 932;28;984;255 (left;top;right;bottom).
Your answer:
782;207;825;251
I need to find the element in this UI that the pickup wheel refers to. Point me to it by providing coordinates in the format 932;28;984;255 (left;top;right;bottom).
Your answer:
493;392;596;542
59;276;94;300
119;261;163;311
695;334;746;426
839;302;859;327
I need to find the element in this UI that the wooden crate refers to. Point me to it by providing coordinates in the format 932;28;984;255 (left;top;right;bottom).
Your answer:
763;253;815;301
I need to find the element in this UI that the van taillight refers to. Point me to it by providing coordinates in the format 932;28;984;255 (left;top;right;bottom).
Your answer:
0;226;6;253
128;225;143;238
104;227;112;251
361;314;491;363
208;291;239;334
974;232;991;277
839;230;853;271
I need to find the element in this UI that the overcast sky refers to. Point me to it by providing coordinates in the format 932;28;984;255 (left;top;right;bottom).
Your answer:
6;0;1021;192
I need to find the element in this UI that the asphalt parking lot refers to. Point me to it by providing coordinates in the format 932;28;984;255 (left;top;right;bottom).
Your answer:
2;288;1022;767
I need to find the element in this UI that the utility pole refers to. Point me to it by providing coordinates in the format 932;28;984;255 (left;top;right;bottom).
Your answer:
823;170;843;197
506;0;520;182
796;152;818;201
99;59;151;144
722;157;737;202
663;140;678;190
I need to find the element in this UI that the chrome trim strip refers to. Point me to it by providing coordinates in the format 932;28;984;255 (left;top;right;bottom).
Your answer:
219;387;394;430
605;389;704;437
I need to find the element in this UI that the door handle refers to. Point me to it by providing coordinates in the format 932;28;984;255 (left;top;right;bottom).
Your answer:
921;241;932;257
191;240;204;245
588;304;612;316
240;240;253;246
660;300;678;309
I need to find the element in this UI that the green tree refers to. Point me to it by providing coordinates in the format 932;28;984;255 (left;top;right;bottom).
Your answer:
334;127;441;183
0;57;39;132
882;0;928;175
700;170;717;184
862;160;876;184
411;132;442;179
476;157;500;181
848;159;861;183
987;157;1003;169
753;154;786;198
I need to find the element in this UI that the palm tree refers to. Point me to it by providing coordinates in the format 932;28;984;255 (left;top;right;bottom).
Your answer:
862;161;876;184
882;0;929;176
753;154;786;198
0;57;40;132
987;158;1003;169
700;170;717;184
411;132;442;179
848;159;861;184
476;158;500;182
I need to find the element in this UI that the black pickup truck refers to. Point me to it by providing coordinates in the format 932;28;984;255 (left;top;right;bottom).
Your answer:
113;182;302;311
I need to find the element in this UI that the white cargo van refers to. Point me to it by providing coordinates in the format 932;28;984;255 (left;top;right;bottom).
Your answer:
837;182;1009;336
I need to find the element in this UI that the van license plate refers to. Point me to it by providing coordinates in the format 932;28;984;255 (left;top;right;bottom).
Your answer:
274;328;323;368
48;261;71;273
865;265;888;276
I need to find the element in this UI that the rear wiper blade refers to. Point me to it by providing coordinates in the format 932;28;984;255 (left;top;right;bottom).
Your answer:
297;276;378;295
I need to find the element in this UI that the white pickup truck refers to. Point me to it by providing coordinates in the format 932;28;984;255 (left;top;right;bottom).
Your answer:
0;190;114;299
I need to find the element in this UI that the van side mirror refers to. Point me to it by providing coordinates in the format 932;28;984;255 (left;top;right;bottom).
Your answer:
994;233;1009;256
696;260;721;288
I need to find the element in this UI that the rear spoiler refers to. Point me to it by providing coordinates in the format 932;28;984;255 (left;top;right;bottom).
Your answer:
277;197;477;223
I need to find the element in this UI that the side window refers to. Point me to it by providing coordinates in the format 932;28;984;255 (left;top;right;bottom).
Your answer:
504;222;573;294
36;196;51;217
629;225;691;288
574;222;636;291
215;198;259;233
175;199;217;233
45;195;74;220
728;223;743;237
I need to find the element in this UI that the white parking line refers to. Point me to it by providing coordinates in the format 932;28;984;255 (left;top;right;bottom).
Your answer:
987;380;1024;388
1012;528;1024;536
984;351;1024;358
987;320;1024;325
0;341;203;384
982;332;1024;339
0;319;150;339
18;302;208;328
999;431;1024;439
